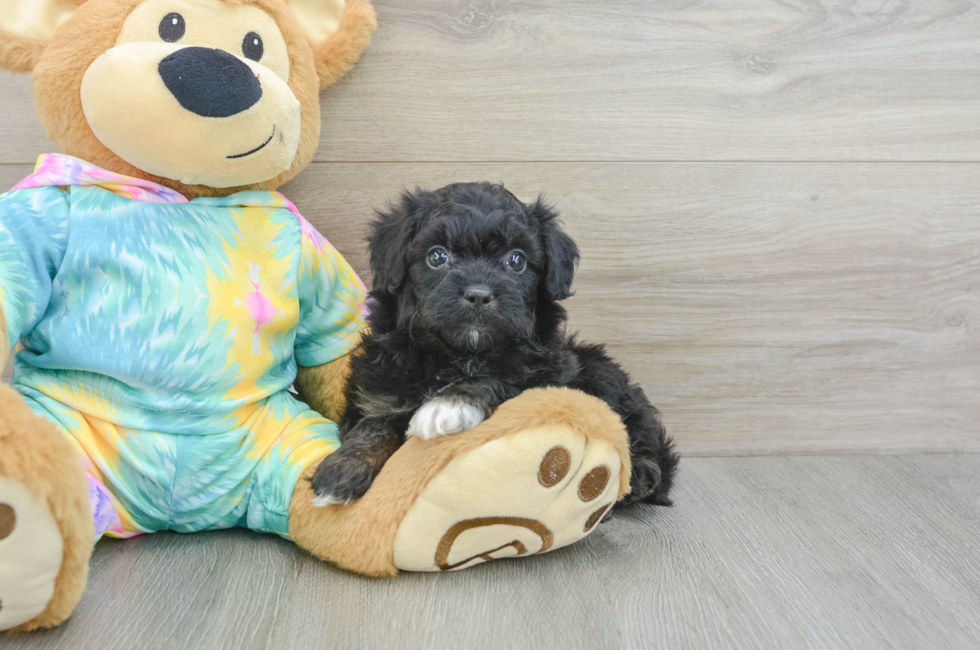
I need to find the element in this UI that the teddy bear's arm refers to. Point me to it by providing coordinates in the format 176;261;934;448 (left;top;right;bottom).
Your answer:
0;306;8;370
0;186;71;370
295;352;357;423
292;218;368;423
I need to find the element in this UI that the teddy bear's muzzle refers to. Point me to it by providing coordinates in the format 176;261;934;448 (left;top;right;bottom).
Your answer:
80;42;301;188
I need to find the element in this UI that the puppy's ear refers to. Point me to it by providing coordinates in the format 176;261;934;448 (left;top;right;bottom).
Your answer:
369;188;435;293
529;197;580;301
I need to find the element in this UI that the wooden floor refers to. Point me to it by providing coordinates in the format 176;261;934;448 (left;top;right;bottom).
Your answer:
4;455;980;650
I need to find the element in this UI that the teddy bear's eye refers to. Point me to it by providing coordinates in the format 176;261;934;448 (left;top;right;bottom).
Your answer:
242;32;264;62
158;13;185;43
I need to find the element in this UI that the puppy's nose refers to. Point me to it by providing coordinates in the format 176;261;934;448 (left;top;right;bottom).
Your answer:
463;285;494;308
159;47;262;118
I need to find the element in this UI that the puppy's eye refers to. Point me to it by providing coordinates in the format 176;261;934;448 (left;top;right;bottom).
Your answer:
506;250;527;273
242;32;264;61
159;13;186;42
427;247;449;269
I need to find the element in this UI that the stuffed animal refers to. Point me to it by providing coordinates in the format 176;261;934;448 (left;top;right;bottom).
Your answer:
0;0;636;633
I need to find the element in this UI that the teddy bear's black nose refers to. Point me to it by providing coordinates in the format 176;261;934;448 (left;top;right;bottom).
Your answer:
158;47;262;118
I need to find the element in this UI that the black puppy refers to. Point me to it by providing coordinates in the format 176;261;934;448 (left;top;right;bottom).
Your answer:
310;182;678;507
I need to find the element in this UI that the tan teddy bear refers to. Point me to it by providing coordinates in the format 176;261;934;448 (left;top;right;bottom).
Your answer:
0;0;633;632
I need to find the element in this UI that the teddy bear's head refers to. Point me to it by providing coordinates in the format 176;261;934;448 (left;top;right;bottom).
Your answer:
0;0;374;197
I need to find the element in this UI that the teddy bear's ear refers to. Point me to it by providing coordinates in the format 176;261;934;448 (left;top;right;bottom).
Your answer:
289;0;376;88
0;0;83;72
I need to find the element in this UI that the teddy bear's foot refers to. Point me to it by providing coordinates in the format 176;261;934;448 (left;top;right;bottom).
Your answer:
0;384;93;632
0;477;65;630
290;387;631;576
393;410;627;571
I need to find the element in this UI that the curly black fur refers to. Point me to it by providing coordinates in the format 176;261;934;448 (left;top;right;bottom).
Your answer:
310;182;678;506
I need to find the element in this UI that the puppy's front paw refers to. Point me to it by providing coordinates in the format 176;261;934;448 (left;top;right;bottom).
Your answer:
406;399;485;441
310;449;377;506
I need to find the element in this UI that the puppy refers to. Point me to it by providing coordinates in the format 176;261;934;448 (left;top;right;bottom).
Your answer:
310;182;678;507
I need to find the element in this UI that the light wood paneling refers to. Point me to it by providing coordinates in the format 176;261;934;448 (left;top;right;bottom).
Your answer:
3;0;980;163
5;455;980;650
0;73;52;163
292;162;980;455
3;162;978;454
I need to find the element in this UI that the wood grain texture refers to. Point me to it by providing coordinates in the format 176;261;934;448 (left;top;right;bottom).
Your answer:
1;162;978;454
2;0;980;163
297;162;980;455
4;455;980;650
0;72;53;164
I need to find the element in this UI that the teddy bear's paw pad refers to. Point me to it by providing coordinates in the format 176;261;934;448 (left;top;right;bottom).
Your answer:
393;425;620;572
0;476;64;631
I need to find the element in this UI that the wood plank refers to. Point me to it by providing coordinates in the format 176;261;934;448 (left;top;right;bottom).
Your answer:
2;162;978;454
287;162;980;455
4;455;980;650
0;72;53;164
3;0;980;164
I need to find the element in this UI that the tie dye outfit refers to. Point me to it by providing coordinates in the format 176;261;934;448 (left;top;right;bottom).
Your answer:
0;155;367;541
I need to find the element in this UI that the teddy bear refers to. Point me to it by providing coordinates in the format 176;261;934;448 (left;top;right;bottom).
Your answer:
0;0;636;633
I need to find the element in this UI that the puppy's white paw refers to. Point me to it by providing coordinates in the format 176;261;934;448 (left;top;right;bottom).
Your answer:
407;399;485;441
310;494;349;507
